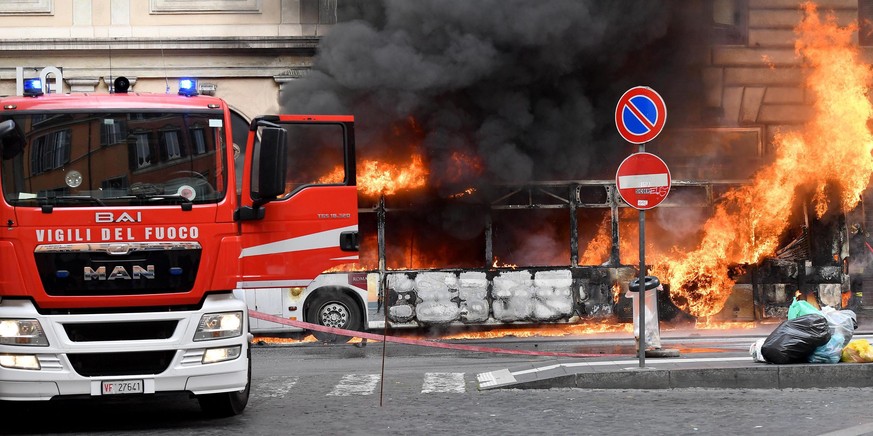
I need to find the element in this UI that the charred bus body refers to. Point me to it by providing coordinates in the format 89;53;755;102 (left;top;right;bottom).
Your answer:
247;172;858;340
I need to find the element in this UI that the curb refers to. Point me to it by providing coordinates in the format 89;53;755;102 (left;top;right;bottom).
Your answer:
480;363;873;390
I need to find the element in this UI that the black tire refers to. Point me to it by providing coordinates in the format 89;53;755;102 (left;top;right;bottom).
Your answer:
306;290;363;344
197;347;251;418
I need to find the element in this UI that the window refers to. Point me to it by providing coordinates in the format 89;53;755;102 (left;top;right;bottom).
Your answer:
860;0;873;46
133;133;152;168
101;119;127;146
0;0;51;15
191;128;208;155
710;0;747;45
30;129;71;174
229;109;250;195
161;130;182;160
276;123;348;196
150;0;260;14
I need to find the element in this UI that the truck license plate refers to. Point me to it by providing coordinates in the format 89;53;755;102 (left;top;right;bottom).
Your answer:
101;379;143;395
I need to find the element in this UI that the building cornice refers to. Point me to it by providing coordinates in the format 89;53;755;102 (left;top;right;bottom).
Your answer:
0;36;320;53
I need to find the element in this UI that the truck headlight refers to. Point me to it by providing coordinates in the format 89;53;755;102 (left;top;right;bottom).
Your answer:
0;319;49;346
0;354;40;370
194;312;243;341
202;345;242;364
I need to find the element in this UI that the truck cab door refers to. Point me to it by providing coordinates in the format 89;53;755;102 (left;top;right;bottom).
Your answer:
236;115;358;289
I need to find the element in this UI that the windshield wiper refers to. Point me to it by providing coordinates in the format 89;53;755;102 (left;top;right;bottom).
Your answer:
139;194;192;204
100;194;193;210
125;182;193;209
26;195;106;213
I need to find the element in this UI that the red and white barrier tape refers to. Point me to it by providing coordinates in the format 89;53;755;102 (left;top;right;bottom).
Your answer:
249;309;630;358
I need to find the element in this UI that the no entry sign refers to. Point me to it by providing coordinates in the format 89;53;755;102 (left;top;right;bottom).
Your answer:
615;86;667;144
615;152;671;210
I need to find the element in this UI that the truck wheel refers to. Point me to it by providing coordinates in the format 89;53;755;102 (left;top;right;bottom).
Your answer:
197;349;251;418
307;291;363;344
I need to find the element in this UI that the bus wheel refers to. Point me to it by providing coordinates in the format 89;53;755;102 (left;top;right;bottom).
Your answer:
307;291;362;344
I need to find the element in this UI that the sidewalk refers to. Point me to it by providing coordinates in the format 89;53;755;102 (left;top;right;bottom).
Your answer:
476;354;873;390
476;310;873;391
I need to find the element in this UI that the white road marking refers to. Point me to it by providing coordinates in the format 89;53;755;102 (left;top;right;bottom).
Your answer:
255;376;298;399
328;374;381;396
421;373;465;394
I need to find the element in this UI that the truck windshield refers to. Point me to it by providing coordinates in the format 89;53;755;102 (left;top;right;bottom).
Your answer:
0;111;227;207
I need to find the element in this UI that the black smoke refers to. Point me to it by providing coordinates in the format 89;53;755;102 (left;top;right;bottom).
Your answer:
280;0;711;196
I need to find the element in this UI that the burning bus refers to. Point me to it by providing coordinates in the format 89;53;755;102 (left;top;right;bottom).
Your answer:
242;2;873;341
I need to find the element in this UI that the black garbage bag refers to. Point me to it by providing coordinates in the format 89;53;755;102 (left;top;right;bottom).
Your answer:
761;313;831;364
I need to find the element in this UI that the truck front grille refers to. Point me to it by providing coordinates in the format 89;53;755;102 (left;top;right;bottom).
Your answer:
63;321;178;342
34;242;201;296
68;351;176;377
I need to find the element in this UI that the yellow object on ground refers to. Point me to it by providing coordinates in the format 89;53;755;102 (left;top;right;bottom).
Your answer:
841;339;873;363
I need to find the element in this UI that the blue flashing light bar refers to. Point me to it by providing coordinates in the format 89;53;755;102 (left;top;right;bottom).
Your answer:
23;78;43;97
178;78;198;96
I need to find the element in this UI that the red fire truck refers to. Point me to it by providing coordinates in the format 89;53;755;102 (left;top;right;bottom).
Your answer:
0;77;358;416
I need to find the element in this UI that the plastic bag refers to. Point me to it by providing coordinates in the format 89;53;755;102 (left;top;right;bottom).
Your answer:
808;332;845;364
750;338;767;363
841;339;873;363
788;298;820;319
761;313;831;364
821;307;857;346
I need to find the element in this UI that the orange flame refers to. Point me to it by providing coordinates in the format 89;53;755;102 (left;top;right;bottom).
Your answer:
255;319;762;345
693;318;758;330
316;167;345;184
358;154;429;197
654;3;873;317
492;257;518;268
579;214;612;265
448;187;477;199
446;151;484;183
318;155;430;196
254;335;365;345
438;322;633;340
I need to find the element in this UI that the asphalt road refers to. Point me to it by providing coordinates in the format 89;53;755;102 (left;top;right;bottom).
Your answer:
6;335;873;435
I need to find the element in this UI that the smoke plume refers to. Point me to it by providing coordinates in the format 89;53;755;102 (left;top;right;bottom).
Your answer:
279;0;710;195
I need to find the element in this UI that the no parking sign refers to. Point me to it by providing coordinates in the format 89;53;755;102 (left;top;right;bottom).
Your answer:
615;86;667;144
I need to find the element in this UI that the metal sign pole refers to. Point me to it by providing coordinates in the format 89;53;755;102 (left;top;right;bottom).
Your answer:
638;209;646;367
638;142;646;368
615;86;669;369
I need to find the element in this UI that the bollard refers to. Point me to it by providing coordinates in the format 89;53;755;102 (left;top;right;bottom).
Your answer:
627;275;662;351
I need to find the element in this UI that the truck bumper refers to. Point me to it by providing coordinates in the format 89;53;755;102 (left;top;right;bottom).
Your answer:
0;294;250;401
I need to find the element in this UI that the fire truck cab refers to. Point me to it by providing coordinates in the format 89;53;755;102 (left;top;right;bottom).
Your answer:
0;77;358;416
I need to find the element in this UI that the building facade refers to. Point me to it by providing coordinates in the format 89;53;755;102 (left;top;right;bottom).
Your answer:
0;0;336;125
0;1;867;147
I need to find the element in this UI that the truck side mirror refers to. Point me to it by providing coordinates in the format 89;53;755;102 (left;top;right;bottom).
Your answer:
0;120;23;160
251;126;288;202
0;120;15;138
